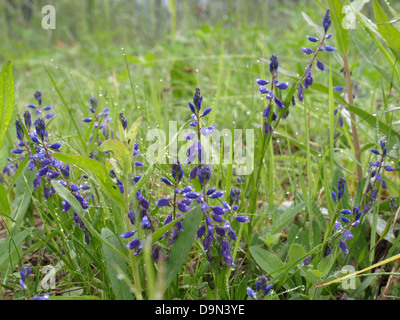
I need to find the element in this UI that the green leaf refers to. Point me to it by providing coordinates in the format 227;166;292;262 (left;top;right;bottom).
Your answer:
98;140;132;178
11;165;35;227
270;201;305;234
101;228;133;300
0;61;14;150
0;230;29;277
374;0;400;58
345;104;400;140
127;116;142;153
327;0;348;53
352;35;400;92
0;184;11;217
260;232;282;248
317;252;335;276
311;82;400;140
350;1;400;79
298;265;319;284
6;152;29;194
366;213;396;243
288;243;307;265
164;206;203;290
129;164;155;203
53;153;126;212
249;246;294;289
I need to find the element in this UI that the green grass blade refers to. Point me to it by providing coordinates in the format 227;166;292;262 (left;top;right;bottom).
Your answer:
164;206;203;290
101;227;133;300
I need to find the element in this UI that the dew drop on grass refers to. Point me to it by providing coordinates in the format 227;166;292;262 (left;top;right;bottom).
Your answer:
117;274;123;280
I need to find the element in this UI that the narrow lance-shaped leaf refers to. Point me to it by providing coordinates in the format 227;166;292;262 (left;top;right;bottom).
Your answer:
127;116;142;153
327;0;348;54
98;140;132;178
101;228;133;300
374;0;400;58
0;61;14;150
163;206;203;290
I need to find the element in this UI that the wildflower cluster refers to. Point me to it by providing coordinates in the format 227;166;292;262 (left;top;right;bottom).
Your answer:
117;141;153;257
19;265;31;290
119;88;248;267
83;97;113;143
9;91;93;245
297;9;334;103
27;90;54;119
246;276;273;300
184;88;248;266
255;54;290;135
324;140;397;256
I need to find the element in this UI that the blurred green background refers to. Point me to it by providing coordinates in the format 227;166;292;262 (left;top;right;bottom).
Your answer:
1;0;399;175
1;0;330;128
